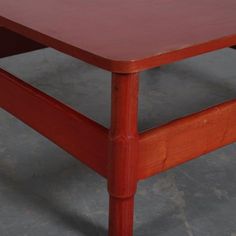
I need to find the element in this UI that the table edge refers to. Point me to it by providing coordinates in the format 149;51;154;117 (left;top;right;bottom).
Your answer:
1;16;236;73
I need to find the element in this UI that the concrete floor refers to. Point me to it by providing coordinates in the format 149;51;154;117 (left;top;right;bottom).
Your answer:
0;48;236;236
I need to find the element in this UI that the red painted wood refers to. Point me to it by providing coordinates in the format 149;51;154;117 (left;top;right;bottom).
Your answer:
0;27;45;58
108;73;139;236
109;196;135;236
0;69;108;177
138;99;236;179
0;0;236;72
1;1;236;234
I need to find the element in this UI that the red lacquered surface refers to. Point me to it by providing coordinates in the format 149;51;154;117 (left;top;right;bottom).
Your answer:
0;69;108;177
138;99;236;179
1;0;236;72
108;73;139;236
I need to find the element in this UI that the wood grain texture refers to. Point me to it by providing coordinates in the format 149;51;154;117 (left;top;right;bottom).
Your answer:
109;196;135;236
138;99;236;179
0;0;236;72
108;73;139;236
0;27;45;58
0;69;108;177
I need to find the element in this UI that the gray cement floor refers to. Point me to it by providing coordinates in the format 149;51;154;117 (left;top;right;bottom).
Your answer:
0;48;236;236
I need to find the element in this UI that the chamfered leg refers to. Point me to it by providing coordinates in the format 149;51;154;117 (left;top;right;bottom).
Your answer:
108;73;139;236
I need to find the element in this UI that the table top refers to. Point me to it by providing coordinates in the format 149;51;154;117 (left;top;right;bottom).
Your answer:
0;0;236;73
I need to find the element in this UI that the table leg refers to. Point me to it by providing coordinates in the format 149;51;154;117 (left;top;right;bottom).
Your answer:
108;73;139;236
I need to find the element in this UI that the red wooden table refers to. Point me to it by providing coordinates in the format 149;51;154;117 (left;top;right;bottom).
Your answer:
1;0;236;235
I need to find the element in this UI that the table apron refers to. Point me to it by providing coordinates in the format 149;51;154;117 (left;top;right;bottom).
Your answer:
1;69;236;181
0;68;109;177
139;99;236;179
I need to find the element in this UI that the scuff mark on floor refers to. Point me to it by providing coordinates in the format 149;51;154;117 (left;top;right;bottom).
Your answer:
153;173;194;236
213;187;229;200
169;174;194;236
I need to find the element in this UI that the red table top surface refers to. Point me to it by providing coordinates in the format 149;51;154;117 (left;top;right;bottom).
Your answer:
0;0;236;72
